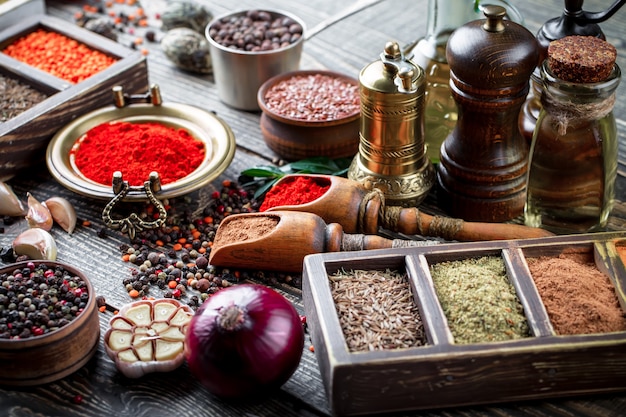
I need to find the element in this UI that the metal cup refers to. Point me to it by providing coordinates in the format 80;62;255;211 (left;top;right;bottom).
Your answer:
205;9;305;111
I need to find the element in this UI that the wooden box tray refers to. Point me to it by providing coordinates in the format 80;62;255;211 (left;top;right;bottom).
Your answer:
302;231;626;416
0;14;149;180
0;0;45;30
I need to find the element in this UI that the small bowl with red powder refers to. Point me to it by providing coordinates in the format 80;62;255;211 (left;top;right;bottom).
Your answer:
257;70;361;161
46;96;236;200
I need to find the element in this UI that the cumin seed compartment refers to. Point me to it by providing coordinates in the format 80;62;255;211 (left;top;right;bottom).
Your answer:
302;231;626;417
0;14;149;180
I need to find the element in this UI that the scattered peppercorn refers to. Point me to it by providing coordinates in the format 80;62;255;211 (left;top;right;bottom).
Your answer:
116;180;302;309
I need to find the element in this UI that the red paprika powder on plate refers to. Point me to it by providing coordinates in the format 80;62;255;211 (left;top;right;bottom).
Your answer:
71;121;205;186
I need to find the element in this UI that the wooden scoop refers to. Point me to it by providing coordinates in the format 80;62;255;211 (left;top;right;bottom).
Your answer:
262;174;554;240
208;211;438;272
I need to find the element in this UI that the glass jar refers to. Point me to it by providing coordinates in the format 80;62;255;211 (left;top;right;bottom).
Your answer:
524;60;621;234
408;0;523;164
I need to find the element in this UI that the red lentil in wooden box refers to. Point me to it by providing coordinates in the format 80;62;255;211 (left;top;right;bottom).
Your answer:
0;14;149;180
302;231;626;416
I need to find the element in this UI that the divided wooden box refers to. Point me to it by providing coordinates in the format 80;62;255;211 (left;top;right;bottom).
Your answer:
0;14;149;180
302;231;626;416
0;0;45;29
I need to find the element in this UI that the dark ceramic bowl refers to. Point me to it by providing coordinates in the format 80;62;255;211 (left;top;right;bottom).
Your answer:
257;70;361;161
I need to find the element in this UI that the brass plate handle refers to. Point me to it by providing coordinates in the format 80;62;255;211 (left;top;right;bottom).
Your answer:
102;171;167;239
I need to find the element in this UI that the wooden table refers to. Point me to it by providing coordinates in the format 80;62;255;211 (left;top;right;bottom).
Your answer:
1;0;626;416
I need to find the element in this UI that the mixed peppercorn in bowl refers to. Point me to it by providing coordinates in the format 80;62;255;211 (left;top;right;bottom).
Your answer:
0;260;100;386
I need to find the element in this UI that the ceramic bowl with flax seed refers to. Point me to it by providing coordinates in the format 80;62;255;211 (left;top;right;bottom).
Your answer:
0;260;100;386
257;69;361;161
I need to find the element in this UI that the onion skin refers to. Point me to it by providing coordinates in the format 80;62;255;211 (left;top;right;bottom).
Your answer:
185;284;304;399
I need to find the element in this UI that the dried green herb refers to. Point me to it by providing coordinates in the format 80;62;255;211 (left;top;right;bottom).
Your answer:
429;256;530;344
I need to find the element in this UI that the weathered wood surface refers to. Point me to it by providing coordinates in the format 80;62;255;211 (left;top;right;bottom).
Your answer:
1;0;626;416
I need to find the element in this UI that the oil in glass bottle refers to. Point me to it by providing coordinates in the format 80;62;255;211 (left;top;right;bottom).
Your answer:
524;36;621;234
408;0;523;163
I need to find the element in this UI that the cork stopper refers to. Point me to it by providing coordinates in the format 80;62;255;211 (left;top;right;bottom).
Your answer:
547;35;617;83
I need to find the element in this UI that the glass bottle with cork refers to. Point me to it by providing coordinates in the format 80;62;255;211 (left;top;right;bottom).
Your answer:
524;35;621;234
518;0;626;144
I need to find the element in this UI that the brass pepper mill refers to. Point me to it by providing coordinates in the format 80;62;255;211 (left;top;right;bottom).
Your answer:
348;41;435;207
438;5;538;222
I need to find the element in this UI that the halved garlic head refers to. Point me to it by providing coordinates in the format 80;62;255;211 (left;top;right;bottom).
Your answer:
25;193;53;231
44;197;77;234
12;228;58;260
104;299;194;378
0;182;26;217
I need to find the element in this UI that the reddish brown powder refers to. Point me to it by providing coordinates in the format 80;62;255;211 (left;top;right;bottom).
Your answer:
526;251;626;335
213;215;279;247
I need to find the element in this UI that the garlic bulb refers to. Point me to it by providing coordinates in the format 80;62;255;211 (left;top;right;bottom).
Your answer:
44;196;77;234
0;182;26;217
25;193;53;231
12;228;58;260
104;299;194;378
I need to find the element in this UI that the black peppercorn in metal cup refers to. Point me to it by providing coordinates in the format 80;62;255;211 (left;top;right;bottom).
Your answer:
205;9;306;111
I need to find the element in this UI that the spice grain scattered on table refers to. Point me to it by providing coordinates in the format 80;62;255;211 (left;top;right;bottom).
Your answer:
114;180;301;308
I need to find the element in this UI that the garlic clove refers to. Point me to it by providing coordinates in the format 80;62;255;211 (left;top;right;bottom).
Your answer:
159;326;185;341
108;330;133;351
43;196;77;234
111;317;133;330
155;340;184;361
153;301;178;321
135;339;154;361
118;349;139;363
12;228;58;260
25;193;53;231
125;304;152;327
170;308;193;326
0;182;27;217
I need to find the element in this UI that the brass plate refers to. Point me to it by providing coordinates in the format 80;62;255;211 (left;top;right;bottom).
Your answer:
46;102;236;201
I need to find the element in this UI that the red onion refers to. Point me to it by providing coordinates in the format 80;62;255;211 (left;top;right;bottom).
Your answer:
185;284;304;398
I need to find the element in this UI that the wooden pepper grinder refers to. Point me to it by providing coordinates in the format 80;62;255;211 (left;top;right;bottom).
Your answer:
438;5;538;222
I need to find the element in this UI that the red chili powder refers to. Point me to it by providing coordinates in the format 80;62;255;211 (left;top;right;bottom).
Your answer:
3;29;117;84
259;176;330;211
72;121;205;186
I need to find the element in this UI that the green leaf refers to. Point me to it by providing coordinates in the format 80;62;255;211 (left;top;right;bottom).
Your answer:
241;166;285;178
252;178;278;200
240;156;354;200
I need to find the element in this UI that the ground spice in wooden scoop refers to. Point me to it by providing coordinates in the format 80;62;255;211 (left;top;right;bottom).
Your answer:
209;211;438;272
259;174;554;241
